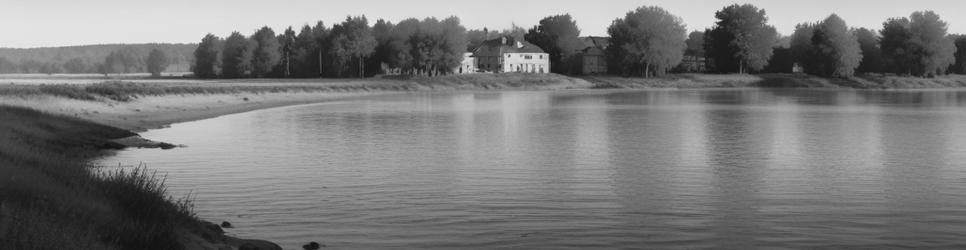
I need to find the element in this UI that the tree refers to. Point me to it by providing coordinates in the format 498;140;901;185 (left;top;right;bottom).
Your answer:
385;18;419;72
370;19;394;75
790;14;862;77
705;4;778;73
221;31;254;78
881;11;956;77
193;33;221;78
607;6;687;77
880;18;915;75
278;26;297;77
250;26;281;77
854;28;884;74
146;49;170;77
685;31;705;57
102;47;143;75
62;58;89;74
327;16;376;78
908;11;955;77
524;14;583;74
953;35;966;74
290;22;328;77
0;57;17;73
499;24;527;41
466;28;489;51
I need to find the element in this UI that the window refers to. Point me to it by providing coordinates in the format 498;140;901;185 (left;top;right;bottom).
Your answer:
524;55;532;60
539;55;543;59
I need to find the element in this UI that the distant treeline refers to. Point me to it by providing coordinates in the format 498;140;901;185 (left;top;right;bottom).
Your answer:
192;4;965;79
0;44;195;74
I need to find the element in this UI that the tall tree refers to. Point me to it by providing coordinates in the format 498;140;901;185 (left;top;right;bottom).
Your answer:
146;49;170;77
290;22;328;77
102;46;143;75
854;28;884;74
370;19;395;75
790;14;862;77
386;18;420;72
250;26;281;77
524;14;583;74
953;35;966;74
880;17;915;75
908;11;955;77
466;29;489;52
705;4;778;73
221;31;254;78
327;16;376;78
193;33;221;78
685;31;705;57
279;26;297;77
881;11;956;77
607;6;687;77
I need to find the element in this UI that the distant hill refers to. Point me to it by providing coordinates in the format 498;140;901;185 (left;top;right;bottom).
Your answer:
0;43;197;74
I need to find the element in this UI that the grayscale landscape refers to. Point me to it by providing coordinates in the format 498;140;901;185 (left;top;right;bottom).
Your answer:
2;0;966;249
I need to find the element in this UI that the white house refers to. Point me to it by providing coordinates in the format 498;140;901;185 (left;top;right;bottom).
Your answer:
455;52;477;74
471;36;550;73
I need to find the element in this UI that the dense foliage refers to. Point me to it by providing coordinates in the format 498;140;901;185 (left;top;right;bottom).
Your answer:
525;14;583;74
704;4;778;73
606;6;687;77
146;49;169;77
881;11;956;77
790;14;863;78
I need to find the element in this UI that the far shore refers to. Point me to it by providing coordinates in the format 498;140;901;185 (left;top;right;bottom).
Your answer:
3;72;966;134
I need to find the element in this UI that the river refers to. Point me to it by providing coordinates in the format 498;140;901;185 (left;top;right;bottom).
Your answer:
99;89;966;249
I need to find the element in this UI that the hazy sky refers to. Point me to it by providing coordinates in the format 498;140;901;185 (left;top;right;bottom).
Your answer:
2;0;965;48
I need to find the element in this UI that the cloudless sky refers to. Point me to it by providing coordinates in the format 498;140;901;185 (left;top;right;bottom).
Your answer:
2;0;965;48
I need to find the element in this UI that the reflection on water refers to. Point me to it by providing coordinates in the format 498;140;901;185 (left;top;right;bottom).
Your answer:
100;89;966;249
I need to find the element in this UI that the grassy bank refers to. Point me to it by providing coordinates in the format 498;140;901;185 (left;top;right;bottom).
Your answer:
0;106;279;249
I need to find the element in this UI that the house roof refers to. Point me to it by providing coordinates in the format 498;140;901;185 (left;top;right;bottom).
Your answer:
580;36;610;50
472;36;546;56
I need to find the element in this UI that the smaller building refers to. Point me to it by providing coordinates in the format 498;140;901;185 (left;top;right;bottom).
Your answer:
472;36;550;74
455;52;477;74
576;36;609;75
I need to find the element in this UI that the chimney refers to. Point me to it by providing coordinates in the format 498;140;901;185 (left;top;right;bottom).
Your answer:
516;41;523;48
483;28;488;40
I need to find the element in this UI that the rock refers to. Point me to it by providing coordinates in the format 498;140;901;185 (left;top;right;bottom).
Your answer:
159;142;177;150
236;239;282;250
303;241;322;250
221;221;232;228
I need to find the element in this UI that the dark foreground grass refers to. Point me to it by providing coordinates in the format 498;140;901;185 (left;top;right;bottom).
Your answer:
0;106;198;249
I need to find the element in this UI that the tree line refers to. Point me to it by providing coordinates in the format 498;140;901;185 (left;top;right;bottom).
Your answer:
0;44;193;75
191;5;964;80
193;16;472;78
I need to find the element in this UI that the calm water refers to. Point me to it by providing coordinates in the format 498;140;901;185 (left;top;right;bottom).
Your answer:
99;89;966;249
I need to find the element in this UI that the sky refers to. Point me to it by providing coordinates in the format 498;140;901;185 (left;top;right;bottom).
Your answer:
1;0;965;48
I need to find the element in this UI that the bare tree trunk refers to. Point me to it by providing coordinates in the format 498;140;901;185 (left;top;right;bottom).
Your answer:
318;51;323;78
